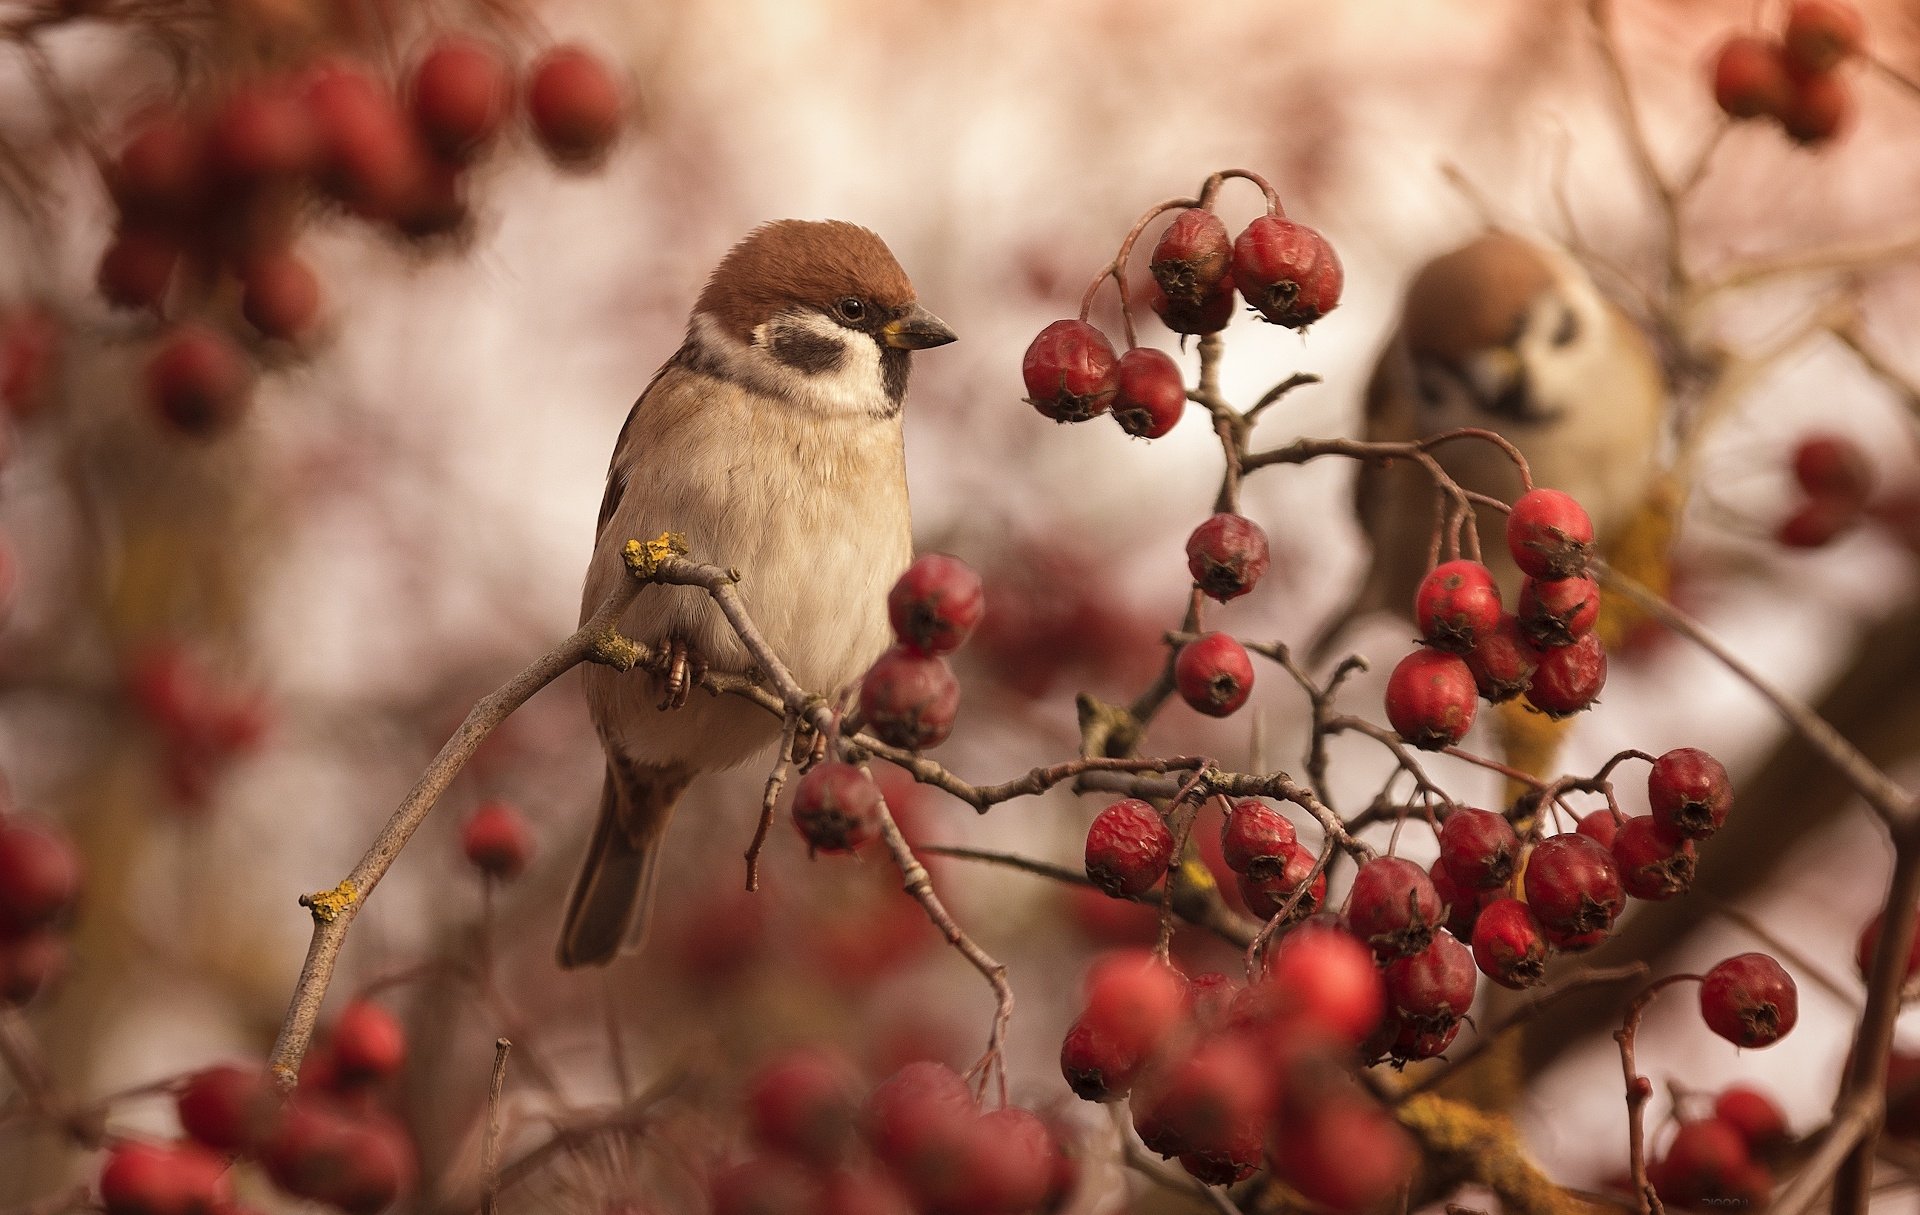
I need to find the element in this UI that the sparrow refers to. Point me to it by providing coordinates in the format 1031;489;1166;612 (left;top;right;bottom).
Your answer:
1315;231;1668;663
558;219;956;969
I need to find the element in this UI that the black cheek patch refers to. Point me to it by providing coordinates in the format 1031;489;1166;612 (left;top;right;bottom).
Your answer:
881;347;909;407
768;324;847;375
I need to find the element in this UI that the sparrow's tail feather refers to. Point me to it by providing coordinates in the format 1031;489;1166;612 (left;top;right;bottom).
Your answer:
556;759;693;969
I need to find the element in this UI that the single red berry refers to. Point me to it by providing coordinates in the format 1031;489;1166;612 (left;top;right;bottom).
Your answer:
1658;1119;1761;1210
100;1140;233;1215
1714;1085;1791;1156
1792;432;1873;506
1700;953;1797;1048
1185;514;1270;602
97;226;180;310
1517;574;1600;649
408;35;511;162
748;1047;859;1164
858;647;959;750
1084;799;1173;898
1783;1;1865;76
862;1060;975;1172
1250;922;1385;1044
1384;930;1476;1029
1386;1014;1461;1063
1611;815;1696;901
1346;856;1442;959
1712;37;1794;120
1060;1013;1138;1101
1112;347;1186;439
1429;860;1482;939
1414;560;1502;653
1780;70;1853;144
1464;614;1540;704
1506;489;1594;580
1267;1098;1414;1213
1853;906;1920;981
0;930;66;1006
933;1106;1057;1215
262;1098;417;1212
1081;951;1188;1060
888;554;984;656
241;249;322;341
461;800;533;879
791;762;882;854
526;46;624;165
0;818;81;935
1150;209;1233;307
332;999;405;1083
1231;215;1342;329
306;61;430;222
1180;1126;1262;1187
1385;647;1476;749
1236;841;1325;922
1149;274;1236;336
1777;496;1860;548
1220;799;1297;874
145;324;251;439
1575;809;1621;850
1174;632;1254;717
1131;1036;1271;1162
1648;747;1732;840
207;76;318;184
1021;319;1118;422
1523;833;1624;940
177;1062;278;1154
109;105;205;222
1438;807;1519;892
1471;898;1548;989
1524;631;1607;718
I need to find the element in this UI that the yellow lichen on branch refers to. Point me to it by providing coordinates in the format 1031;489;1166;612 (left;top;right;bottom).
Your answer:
622;531;690;579
1399;1092;1600;1215
300;880;358;924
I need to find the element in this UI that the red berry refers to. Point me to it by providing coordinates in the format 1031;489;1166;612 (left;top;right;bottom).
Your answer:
461;800;533;879
1231;215;1342;329
0;929;65;1006
145;325;250;439
1174;631;1254;717
240;249;322;341
862;1060;975;1172
177;1062;278;1154
1523;833;1624;940
1386;1014;1461;1063
1714;1085;1791;1155
1060;1013;1137;1101
1130;1036;1271;1161
1777;496;1860;548
1236;841;1325;922
408;35;510;162
1610;815;1696;901
332;999;405;1083
1429;860;1480;939
1385;647;1476;749
1180;1127;1261;1186
1712;37;1794;120
1517;574;1600;649
0;818;81;935
207;77;317;184
1112;347;1186;439
262;1100;416;1213
1524;631;1607;718
1185;514;1270;602
1506;489;1594;580
306;61;430;222
1853;906;1920;981
1220;799;1296;874
526;46;624;165
1464;614;1541;704
791;762;882;854
1020;319;1117;422
1149;274;1236;336
1700;953;1797;1048
109;106;205;222
1081;951;1187;1060
1438;807;1519;892
888;555;984;656
1792;432;1873;506
1658;1119;1761;1210
748;1047;859;1164
1783;1;1865;76
97;226;180;310
1647;747;1732;842
1471;898;1548;989
1346;856;1442;959
1414;560;1502;653
1575;809;1621;850
858;646;959;750
1083;799;1173;898
1;306;58;419
1267;1098;1414;1213
1249;922;1385;1044
929;1107;1056;1214
1150;208;1233;307
1384;930;1476;1027
1780;70;1853;144
100;1140;233;1215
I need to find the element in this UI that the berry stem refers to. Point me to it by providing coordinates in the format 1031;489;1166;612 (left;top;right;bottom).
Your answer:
1075;195;1202;345
1614;973;1703;1215
1198;167;1284;216
743;714;800;891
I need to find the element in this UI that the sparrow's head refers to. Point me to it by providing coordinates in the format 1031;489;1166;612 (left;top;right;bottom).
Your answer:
689;219;956;419
1399;232;1611;430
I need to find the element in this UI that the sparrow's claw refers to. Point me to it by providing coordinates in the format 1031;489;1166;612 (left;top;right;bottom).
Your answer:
788;721;828;768
657;638;708;711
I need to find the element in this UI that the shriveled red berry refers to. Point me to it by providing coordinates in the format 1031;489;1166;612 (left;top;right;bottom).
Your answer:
1792;432;1873;506
1414;560;1502;653
1712;37;1794;120
1438;807;1519;892
1174;631;1254;717
207;77;317;184
1084;799;1173;898
97;227;180;310
1221;799;1296;874
1611;815;1696;901
1268;1098;1414;1213
1701;953;1797;1048
791;762;882;854
1110;347;1186;439
863;1060;975;1171
0;817;81;935
1231;215;1342;329
1506;489;1593;580
100;1140;233;1215
1180;1129;1261;1187
333;999;405;1083
1714;1085;1791;1155
241;249;322;341
1524;833;1624;940
1249;922;1384;1044
408;35;510;161
1384;930;1476;1029
1150;209;1233;307
1783;1;1865;76
1471;898;1548;989
1346;856;1442;959
1517;574;1600;649
461;800;533;879
1149;275;1236;336
1236;842;1325;922
1780;71;1852;144
1060;1013;1136;1101
748;1047;859;1164
109;106;205;222
1021;319;1117;422
145;325;250;439
1131;1036;1271;1161
1525;631;1606;717
526;46;623;165
1385;647;1476;749
177;1062;278;1154
1465;614;1540;704
858;647;959;750
888;555;984;657
1185;514;1270;602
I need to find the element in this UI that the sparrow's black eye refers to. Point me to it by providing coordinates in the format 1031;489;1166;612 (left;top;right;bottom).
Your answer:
835;297;867;323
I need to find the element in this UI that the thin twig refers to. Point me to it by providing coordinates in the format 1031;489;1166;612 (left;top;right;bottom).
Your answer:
481;1038;511;1215
1402;962;1649;1096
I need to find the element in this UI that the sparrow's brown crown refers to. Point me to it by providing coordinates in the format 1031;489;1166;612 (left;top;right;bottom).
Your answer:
695;219;917;342
1401;232;1557;361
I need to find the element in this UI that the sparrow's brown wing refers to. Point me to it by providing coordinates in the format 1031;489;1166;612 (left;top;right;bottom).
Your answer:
593;343;695;543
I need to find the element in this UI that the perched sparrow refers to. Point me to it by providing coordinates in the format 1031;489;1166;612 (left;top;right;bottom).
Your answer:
559;220;956;968
1315;231;1667;660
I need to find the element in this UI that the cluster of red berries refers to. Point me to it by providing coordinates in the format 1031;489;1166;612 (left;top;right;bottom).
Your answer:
1058;941;1411;1206
1642;1085;1791;1211
1711;0;1864;144
1386;488;1605;749
460;799;534;880
102;37;624;438
0;811;82;1007
123;642;271;807
714;1052;1073;1214
102;1000;414;1215
1778;431;1874;548
1219;799;1323;920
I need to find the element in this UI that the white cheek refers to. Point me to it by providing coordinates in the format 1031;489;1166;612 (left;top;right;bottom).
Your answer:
710;310;891;419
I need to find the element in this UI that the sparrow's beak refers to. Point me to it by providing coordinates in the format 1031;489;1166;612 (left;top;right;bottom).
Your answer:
882;305;958;350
